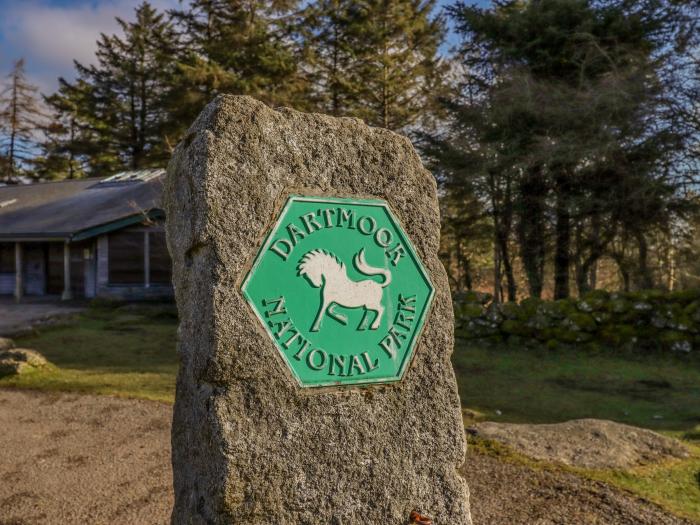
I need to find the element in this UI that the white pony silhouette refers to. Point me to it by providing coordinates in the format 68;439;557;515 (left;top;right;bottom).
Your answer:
297;248;391;332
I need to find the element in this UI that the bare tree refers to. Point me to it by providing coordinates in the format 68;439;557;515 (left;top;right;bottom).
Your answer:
0;59;44;184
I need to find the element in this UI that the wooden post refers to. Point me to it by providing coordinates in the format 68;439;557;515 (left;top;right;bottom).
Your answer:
61;241;73;301
144;231;150;289
14;242;23;302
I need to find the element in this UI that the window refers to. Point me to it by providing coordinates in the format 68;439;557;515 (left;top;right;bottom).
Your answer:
0;243;14;273
108;232;144;285
149;232;172;285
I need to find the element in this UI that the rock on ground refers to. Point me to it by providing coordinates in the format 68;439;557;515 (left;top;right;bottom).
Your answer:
0;337;14;351
0;348;48;375
470;418;688;469
165;95;469;524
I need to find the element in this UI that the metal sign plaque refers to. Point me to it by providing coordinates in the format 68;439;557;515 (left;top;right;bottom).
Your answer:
242;195;434;387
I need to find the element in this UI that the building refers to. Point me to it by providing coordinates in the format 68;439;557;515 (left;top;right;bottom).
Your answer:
0;169;172;301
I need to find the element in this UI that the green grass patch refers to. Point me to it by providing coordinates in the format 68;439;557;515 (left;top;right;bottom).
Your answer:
471;433;700;522
455;340;700;521
0;304;178;402
453;340;700;432
583;442;700;522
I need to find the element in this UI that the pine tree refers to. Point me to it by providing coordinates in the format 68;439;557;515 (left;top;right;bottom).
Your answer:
343;0;446;131
44;2;180;177
301;0;446;131
168;0;307;128
0;59;44;183
33;83;88;181
429;0;696;299
299;0;357;116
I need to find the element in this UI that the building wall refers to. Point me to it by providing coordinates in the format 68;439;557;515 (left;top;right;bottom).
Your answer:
0;222;173;301
0;243;47;297
95;222;173;301
0;242;14;295
0;274;12;295
24;245;46;295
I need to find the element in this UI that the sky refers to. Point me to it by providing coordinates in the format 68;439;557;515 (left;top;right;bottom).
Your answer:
0;0;183;94
0;0;474;97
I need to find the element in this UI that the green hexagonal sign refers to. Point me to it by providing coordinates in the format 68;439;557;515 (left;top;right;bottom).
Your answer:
241;195;434;387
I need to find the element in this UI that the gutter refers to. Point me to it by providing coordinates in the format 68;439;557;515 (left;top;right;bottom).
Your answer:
0;209;165;243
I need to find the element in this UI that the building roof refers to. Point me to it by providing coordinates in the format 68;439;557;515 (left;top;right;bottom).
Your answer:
0;169;165;242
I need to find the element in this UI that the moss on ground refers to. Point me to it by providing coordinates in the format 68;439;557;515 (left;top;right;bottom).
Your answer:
470;434;700;522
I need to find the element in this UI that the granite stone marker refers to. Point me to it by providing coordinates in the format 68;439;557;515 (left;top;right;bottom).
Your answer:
165;95;471;524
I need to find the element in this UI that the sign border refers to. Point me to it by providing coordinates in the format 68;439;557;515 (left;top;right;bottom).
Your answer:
241;194;435;388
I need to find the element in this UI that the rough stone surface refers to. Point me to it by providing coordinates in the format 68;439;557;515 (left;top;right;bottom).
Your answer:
0;348;48;376
165;95;470;524
470;418;688;469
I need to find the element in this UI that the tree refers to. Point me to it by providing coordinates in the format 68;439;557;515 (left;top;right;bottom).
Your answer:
430;0;698;299
33;86;86;181
0;59;44;183
44;2;180;177
349;0;445;130
168;0;307;130
301;0;446;131
298;0;357;116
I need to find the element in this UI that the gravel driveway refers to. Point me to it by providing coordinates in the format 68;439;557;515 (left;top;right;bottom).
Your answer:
0;389;172;524
0;389;694;525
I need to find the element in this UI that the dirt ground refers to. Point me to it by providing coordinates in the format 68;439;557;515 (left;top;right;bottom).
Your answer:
464;451;695;525
0;389;172;525
0;389;695;525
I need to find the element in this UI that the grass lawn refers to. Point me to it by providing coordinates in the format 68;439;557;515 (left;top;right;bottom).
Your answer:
454;340;700;522
2;307;699;520
453;340;700;434
1;303;179;402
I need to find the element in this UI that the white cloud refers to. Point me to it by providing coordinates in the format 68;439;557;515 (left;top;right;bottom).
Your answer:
0;0;179;94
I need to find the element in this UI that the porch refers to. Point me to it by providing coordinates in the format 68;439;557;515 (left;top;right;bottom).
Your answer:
0;226;172;302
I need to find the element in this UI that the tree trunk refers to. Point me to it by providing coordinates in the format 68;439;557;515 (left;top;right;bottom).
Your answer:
516;166;546;298
462;255;473;291
589;259;598;290
500;175;517;301
635;232;654;289
611;252;631;292
493;233;502;304
498;233;517;302
576;253;601;295
553;176;571;299
456;240;473;292
8;69;19;183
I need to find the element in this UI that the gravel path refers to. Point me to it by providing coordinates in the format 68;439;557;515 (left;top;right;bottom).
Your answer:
463;451;696;525
0;389;694;525
0;389;172;525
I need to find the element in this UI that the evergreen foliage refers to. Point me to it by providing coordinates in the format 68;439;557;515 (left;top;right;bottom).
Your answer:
42;2;180;177
427;0;700;300
301;0;446;130
2;0;700;298
168;0;308;128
